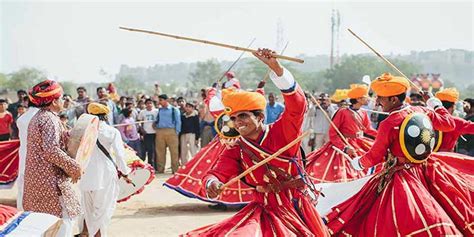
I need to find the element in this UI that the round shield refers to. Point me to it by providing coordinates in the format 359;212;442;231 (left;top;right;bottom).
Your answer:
117;147;155;202
399;112;435;163
214;112;240;139
432;130;443;152
67;113;99;170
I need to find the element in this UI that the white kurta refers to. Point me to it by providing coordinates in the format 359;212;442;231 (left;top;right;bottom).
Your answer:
15;107;39;211
79;121;130;236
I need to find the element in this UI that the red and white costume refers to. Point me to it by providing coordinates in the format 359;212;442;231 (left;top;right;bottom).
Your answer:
184;68;328;236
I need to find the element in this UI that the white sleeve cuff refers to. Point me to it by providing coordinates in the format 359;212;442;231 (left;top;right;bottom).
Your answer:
350;156;364;171
269;67;296;91
205;178;218;199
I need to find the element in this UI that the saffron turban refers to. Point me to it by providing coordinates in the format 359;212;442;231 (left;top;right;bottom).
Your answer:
347;84;369;99
87;102;110;115
28;80;63;107
371;73;410;97
435;88;459;103
330;89;349;103
221;89;266;115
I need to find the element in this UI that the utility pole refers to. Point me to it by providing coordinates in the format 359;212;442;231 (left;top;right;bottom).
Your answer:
330;9;341;68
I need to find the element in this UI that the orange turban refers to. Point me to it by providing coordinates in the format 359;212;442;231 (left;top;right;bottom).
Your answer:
330;89;349;103
221;89;266;115
28;80;63;107
371;73;410;97
435;88;459;103
347;84;369;99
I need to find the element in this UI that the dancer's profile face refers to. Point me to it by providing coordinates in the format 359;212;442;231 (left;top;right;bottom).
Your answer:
358;96;369;106
376;96;399;112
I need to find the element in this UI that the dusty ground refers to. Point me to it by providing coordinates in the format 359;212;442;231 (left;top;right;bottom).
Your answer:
0;173;238;236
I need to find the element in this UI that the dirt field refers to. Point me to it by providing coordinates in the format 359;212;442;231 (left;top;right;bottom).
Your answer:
0;173;238;236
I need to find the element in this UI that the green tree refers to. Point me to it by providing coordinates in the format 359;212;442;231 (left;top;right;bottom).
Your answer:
60;81;78;96
189;59;222;90
324;55;420;92
460;84;474;99
7;67;47;90
114;74;145;96
0;73;7;86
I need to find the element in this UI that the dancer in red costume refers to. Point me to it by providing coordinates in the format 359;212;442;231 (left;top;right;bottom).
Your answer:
183;48;328;237
434;88;474;152
164;137;255;205
306;84;377;183
164;74;266;206
430;87;474;175
325;73;473;236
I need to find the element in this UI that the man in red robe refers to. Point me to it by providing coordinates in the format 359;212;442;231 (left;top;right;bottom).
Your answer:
335;84;378;151
164;76;266;209
324;73;473;236
184;48;328;236
435;87;474;152
305;84;377;183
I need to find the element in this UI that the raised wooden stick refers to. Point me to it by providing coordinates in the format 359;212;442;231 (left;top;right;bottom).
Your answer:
217;38;256;84
262;41;290;82
119;26;304;64
347;29;422;92
221;129;311;189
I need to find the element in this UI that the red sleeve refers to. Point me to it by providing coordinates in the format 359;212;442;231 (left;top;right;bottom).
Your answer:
455;116;474;134
271;84;307;155
359;119;393;168
256;88;265;96
427;107;455;132
328;109;346;149
203;147;243;186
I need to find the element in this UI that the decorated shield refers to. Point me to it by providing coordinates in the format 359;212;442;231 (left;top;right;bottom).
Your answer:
214;111;240;139
67;113;99;170
117;147;155;202
399;112;435;163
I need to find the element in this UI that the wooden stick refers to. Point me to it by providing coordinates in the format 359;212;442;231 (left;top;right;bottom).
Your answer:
360;107;389;115
308;94;352;149
119;26;304;64
112;120;153;127
347;29;422;92
331;146;353;162
262;41;290;82
64;101;92;112
217;38;256;84
221;130;311;189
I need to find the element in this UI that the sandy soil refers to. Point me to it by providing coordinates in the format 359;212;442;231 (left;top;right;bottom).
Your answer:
0;173;238;236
